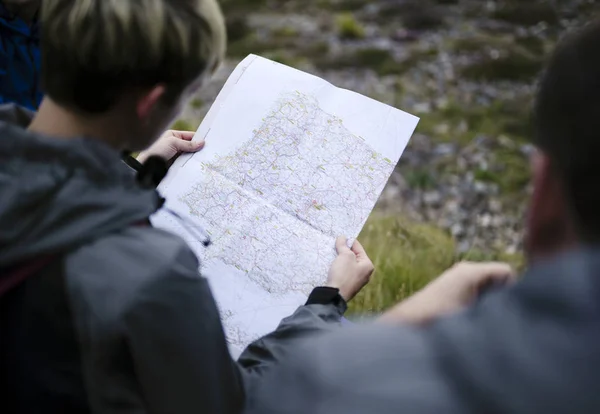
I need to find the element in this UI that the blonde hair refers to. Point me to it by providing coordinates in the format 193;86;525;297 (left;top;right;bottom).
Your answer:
41;0;226;112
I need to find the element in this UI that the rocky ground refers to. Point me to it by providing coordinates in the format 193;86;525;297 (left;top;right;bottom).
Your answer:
176;0;598;255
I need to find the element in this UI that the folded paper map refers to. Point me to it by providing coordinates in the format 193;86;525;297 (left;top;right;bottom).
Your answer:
151;55;419;357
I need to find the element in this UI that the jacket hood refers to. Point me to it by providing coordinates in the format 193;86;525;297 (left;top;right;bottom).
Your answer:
0;104;161;267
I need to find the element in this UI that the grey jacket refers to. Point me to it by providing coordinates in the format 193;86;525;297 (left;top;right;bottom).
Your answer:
0;104;345;414
248;248;600;414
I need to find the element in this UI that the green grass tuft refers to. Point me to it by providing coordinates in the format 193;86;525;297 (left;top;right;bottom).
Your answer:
272;26;299;38
335;12;366;40
350;215;523;314
350;215;457;314
171;119;197;132
190;98;204;110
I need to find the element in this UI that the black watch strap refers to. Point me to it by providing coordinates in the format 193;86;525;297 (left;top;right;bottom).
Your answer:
305;287;347;313
122;152;143;172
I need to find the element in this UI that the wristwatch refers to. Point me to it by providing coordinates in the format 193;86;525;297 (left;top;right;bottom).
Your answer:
305;286;348;313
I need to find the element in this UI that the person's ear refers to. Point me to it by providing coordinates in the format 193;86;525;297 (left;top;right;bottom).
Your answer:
136;85;166;121
526;149;574;261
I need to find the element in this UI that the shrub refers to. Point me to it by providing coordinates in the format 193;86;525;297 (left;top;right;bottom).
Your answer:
461;52;543;82
171;119;197;132
335;12;366;40
492;3;559;26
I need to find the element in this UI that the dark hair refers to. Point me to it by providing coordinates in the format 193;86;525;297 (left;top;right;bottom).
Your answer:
40;0;225;114
534;20;600;242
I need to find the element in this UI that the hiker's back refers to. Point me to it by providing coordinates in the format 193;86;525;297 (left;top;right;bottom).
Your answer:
0;225;193;413
0;119;242;412
1;256;88;413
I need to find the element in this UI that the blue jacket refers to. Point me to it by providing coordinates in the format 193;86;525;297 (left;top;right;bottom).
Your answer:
0;4;41;110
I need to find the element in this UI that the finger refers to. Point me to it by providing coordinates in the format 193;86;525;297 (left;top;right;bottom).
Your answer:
335;236;353;255
173;138;205;153
471;262;516;284
171;130;196;141
350;239;368;259
475;265;517;297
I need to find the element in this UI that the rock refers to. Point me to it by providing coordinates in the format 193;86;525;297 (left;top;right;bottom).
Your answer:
458;240;472;253
521;144;535;156
489;199;502;213
478;213;492;228
433;143;456;156
423;191;442;207
413;102;432;113
498;135;515;148
451;223;465;238
433;123;450;135
391;29;420;42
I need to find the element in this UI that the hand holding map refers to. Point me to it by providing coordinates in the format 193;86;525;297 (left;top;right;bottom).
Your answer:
326;237;374;302
151;55;419;357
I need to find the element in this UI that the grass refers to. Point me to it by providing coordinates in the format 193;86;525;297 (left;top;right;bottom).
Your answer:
404;168;436;190
376;0;445;30
491;2;559;26
190;98;204;110
462;53;544;82
171;119;198;131
335;12;366;40
316;47;406;76
271;26;299;38
349;215;523;314
417;98;532;144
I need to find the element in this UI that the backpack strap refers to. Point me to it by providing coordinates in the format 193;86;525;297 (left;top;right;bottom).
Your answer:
0;220;151;297
0;255;58;297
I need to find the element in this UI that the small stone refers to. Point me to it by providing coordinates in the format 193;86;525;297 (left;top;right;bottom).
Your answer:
451;223;465;237
391;29;419;42
478;213;492;228
434;143;456;156
435;97;449;110
445;199;460;215
413;102;432;113
474;181;488;194
489;199;502;213
491;215;505;227
521;144;535;156
498;135;514;148
433;123;450;135
423;191;442;207
458;240;472;253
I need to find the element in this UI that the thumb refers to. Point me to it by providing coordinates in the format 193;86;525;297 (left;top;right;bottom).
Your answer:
171;130;196;141
173;138;205;154
335;236;352;255
471;262;516;288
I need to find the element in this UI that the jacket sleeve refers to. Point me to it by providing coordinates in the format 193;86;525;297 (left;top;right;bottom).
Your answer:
0;103;35;125
123;244;244;414
237;287;346;377
245;272;595;414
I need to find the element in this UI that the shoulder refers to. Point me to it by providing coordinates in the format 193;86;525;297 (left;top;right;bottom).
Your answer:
63;226;202;320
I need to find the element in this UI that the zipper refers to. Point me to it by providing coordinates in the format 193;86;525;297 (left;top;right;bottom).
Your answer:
28;11;39;109
28;38;37;109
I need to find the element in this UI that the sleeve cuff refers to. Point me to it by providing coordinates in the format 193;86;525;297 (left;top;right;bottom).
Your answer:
305;287;348;314
122;153;143;173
